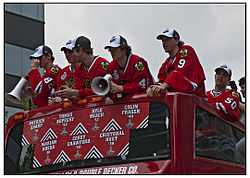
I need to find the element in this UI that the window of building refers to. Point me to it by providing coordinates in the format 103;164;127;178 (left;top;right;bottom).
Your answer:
5;43;33;76
5;44;22;76
5;3;44;21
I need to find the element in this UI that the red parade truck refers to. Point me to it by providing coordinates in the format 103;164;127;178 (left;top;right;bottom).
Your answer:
4;92;245;174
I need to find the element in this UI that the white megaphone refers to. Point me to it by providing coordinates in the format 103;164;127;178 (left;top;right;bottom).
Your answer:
7;77;28;104
91;74;112;96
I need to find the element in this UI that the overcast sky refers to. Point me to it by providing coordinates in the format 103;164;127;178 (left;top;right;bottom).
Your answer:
45;4;245;90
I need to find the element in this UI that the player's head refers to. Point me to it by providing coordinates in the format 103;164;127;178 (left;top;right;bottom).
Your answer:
71;36;93;62
214;65;232;89
156;29;184;53
61;39;75;64
30;45;54;68
104;35;131;60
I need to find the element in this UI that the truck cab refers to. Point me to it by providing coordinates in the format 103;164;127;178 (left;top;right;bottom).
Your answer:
4;92;245;174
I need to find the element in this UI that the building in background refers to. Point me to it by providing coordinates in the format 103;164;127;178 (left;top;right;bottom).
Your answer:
4;3;44;123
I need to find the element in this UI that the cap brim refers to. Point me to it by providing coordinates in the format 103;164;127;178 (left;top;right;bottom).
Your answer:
156;34;173;40
61;47;66;51
29;52;43;59
104;44;121;50
104;46;112;50
156;35;165;40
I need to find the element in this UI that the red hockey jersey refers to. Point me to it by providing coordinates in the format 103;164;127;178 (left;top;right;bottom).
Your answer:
74;56;110;98
158;45;206;97
57;65;76;90
207;89;241;122
109;54;154;99
27;65;61;107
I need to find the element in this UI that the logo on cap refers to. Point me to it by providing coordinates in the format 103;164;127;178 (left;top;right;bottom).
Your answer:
35;47;40;52
66;40;72;45
163;29;170;33
110;36;117;43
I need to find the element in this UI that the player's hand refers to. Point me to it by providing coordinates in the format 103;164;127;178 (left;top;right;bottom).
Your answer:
60;85;70;90
146;85;156;97
110;81;123;93
146;83;168;97
48;96;63;105
56;88;80;99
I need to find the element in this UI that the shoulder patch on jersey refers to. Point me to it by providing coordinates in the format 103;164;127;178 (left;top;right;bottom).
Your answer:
179;48;188;58
101;61;109;70
50;66;59;74
134;61;145;71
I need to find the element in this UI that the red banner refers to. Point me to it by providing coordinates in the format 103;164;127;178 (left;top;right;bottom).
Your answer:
22;102;149;168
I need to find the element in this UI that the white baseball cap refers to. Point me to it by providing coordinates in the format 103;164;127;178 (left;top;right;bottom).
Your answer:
156;29;180;40
29;45;53;59
61;39;75;51
104;35;128;49
215;65;232;77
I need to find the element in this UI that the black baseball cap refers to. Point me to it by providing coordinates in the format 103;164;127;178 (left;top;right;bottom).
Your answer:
72;36;91;50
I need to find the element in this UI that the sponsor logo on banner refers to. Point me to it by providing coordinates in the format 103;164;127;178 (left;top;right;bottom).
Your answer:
121;104;140;118
67;123;91;147
55;165;138;174
100;119;124;145
40;128;57;152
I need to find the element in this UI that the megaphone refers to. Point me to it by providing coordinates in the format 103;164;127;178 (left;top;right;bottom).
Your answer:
7;77;28;104
91;74;112;96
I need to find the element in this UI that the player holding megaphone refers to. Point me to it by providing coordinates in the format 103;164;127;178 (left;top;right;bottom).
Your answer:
7;45;61;108
101;35;154;100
